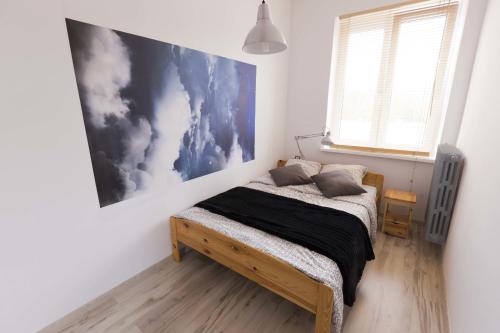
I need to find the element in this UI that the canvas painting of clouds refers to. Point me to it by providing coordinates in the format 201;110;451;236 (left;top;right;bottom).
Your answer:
66;19;256;207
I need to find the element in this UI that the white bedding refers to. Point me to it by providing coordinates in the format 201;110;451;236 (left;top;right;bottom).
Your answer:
175;174;378;333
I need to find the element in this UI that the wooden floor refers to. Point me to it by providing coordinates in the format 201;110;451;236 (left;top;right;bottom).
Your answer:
41;223;448;333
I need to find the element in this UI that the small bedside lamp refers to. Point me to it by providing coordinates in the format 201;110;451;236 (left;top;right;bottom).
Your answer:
294;130;334;159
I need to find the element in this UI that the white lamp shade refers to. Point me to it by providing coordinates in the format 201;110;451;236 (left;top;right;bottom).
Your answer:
321;131;334;145
243;2;287;55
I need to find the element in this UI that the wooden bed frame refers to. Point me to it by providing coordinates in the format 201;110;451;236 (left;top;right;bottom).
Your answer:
170;160;384;333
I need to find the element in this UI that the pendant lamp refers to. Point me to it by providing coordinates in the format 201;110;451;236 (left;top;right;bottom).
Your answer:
243;0;287;55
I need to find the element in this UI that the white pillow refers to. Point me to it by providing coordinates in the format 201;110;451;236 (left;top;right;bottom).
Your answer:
285;159;321;177
320;164;368;185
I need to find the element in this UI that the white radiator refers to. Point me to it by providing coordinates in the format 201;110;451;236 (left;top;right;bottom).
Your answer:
425;144;464;244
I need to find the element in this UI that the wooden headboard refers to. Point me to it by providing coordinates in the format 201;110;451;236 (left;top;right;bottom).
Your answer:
277;160;384;209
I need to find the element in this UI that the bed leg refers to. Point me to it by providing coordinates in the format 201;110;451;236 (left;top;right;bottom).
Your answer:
315;284;334;333
170;217;181;262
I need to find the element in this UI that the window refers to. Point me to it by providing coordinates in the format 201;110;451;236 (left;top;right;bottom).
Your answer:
327;0;458;156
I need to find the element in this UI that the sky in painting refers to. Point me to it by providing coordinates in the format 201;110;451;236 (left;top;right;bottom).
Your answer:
66;19;256;207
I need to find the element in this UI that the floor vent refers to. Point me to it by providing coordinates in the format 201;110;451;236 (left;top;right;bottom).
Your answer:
425;144;464;244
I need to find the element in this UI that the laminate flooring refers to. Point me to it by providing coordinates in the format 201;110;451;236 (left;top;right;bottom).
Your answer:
41;223;448;333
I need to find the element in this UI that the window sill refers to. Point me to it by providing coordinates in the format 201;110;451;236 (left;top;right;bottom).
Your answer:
320;146;435;164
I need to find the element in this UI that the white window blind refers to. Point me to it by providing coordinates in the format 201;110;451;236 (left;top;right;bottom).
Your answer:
328;0;458;155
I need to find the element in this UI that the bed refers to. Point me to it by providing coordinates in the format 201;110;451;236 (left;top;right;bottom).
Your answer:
170;160;384;333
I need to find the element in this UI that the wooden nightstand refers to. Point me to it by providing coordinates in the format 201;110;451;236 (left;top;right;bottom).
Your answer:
382;189;417;238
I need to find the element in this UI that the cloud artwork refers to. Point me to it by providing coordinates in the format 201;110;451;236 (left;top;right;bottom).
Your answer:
66;19;256;207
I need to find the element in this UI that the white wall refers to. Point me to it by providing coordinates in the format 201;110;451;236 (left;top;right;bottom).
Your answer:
443;0;500;332
0;0;291;331
285;0;487;220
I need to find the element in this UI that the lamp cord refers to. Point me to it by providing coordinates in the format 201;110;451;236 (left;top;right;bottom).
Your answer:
295;137;305;159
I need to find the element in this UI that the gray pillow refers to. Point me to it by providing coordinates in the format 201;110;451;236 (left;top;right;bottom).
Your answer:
311;170;367;198
269;164;313;187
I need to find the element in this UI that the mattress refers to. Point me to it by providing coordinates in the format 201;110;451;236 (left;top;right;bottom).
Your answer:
176;174;378;333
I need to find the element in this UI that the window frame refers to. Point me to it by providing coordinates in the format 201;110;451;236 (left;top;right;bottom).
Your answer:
327;2;458;156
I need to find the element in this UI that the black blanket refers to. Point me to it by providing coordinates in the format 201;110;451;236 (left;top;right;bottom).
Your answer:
195;186;375;306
